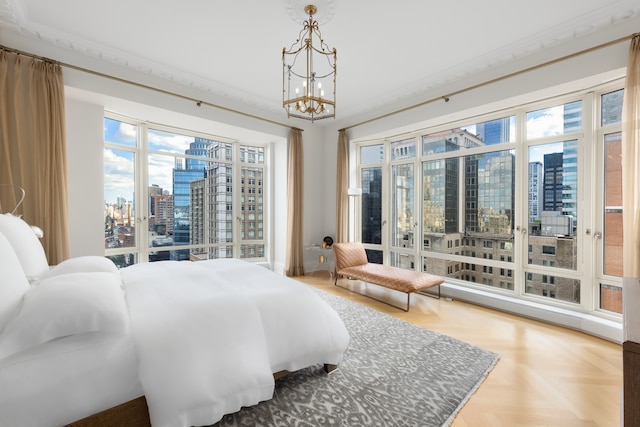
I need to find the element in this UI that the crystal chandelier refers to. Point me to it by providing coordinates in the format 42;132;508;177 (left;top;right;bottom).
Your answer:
282;4;336;122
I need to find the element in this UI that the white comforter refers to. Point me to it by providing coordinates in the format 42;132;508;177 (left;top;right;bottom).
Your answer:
120;259;349;427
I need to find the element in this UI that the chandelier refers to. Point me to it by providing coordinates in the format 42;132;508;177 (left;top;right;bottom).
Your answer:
282;4;336;122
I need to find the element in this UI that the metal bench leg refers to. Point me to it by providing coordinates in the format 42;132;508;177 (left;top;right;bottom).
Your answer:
419;284;441;300
334;276;411;312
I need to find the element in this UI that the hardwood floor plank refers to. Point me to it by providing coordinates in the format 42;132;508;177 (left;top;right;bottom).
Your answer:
296;273;623;427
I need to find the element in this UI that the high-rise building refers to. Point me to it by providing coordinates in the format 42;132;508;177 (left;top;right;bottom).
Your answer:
476;152;515;236
148;184;163;217
172;138;213;260
563;100;582;134
153;194;174;235
475;117;511;145
561;102;581;225
361;167;383;263
528;161;543;222
189;179;206;259
602;89;624;126
543;152;563;212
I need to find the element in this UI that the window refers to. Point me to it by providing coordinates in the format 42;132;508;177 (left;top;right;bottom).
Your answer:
599;89;624;313
104;115;267;266
354;84;624;323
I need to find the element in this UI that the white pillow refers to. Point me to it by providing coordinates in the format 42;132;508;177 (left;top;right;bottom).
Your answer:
0;232;30;334
0;214;49;281
41;256;118;280
0;271;129;359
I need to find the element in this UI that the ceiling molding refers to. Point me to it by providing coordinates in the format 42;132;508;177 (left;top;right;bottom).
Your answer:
0;0;282;116
0;0;638;125
285;0;336;25
343;3;639;118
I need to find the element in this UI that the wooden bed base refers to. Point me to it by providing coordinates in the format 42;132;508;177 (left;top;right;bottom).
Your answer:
65;397;151;427
65;364;338;426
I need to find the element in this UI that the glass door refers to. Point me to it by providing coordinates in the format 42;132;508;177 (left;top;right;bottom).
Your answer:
595;88;624;314
359;143;385;263
524;101;583;305
390;138;417;271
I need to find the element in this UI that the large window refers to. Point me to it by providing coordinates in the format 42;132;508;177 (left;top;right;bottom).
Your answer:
104;115;267;267
354;85;624;320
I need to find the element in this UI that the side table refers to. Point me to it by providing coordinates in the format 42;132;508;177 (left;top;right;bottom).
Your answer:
305;245;334;278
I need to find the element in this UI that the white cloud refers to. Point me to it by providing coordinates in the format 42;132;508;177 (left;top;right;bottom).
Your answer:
148;129;194;152
104;148;134;203
526;106;563;139
148;154;175;192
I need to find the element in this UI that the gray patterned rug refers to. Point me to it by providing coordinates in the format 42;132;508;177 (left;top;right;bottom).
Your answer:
214;289;499;426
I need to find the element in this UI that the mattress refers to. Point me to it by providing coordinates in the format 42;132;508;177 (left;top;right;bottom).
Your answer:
0;331;143;427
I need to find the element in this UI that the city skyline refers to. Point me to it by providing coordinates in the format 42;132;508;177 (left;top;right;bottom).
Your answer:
104;118;199;204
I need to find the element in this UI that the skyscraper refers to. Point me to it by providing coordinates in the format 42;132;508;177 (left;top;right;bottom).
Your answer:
543;152;563;212
172;137;213;260
528;161;543;222
561;101;581;224
475;117;511;145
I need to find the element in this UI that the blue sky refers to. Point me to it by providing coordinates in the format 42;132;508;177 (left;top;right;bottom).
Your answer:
104;105;569;204
104;119;196;204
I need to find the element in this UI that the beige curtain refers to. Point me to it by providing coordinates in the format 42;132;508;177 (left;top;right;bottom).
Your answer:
335;129;349;243
623;34;640;279
0;50;69;264
284;128;305;276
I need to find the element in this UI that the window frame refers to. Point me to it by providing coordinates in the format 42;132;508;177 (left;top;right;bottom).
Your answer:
352;81;625;323
103;112;269;265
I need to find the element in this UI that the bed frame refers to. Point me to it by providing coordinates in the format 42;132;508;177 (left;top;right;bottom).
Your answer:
65;364;338;426
65;397;151;427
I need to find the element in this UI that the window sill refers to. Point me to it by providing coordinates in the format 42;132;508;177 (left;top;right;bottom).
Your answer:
438;282;623;343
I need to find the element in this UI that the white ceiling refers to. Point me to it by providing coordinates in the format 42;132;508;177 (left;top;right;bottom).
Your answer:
0;0;639;128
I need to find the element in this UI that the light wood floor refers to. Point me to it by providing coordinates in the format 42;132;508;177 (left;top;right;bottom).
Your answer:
296;272;623;427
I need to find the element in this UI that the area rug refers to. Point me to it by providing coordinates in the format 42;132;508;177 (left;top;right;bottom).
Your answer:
214;289;499;426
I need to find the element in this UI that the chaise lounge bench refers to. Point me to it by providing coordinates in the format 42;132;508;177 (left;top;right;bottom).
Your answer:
332;242;444;311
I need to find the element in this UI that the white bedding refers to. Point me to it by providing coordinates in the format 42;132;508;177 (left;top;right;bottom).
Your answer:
120;258;350;427
0;332;143;427
0;232;142;427
0;216;350;427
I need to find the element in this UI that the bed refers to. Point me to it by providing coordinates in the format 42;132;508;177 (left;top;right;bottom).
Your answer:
0;212;350;427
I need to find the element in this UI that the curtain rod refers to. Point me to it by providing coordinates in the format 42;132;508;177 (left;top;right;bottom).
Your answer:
351;73;626;145
343;32;637;132
3;32;636;134
0;44;292;130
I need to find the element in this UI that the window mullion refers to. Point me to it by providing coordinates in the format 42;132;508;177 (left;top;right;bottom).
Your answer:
233;142;241;258
137;123;150;263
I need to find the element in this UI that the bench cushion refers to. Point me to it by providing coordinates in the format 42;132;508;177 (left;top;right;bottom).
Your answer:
333;242;368;271
338;263;444;294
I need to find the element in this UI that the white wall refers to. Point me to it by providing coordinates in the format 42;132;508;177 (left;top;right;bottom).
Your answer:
65;98;105;257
